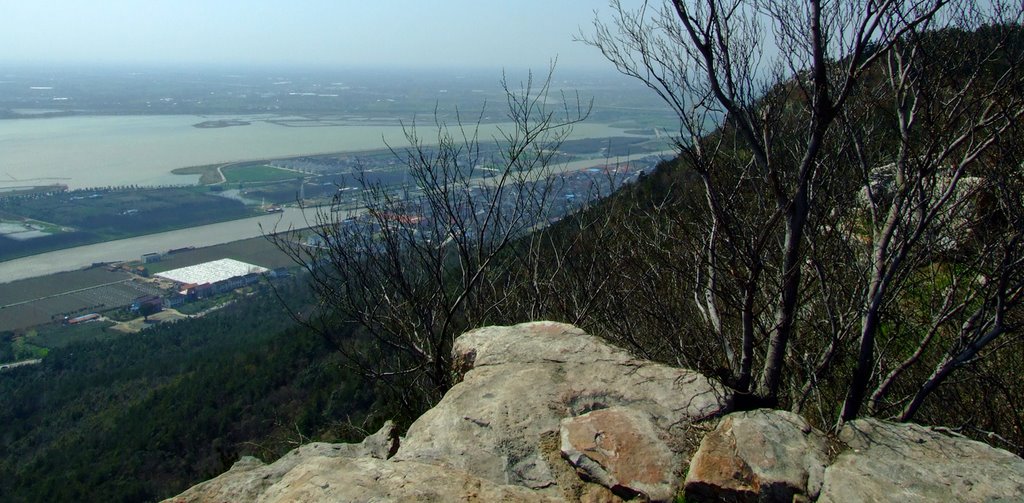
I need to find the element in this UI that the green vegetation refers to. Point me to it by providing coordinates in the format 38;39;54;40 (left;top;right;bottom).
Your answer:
222;164;298;183
175;291;238;315
0;279;377;502
0;186;253;261
7;334;48;360
173;163;300;185
28;320;118;349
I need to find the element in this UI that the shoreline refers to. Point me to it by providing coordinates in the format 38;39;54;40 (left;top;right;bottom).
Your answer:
0;114;641;191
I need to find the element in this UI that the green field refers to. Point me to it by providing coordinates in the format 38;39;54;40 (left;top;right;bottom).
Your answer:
0;186;254;262
223;164;299;183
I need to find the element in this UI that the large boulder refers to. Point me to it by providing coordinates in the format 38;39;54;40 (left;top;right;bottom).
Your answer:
818;418;1024;502
163;322;728;502
393;321;730;500
684;409;830;502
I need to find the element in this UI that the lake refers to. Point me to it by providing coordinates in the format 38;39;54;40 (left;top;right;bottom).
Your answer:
0;115;635;190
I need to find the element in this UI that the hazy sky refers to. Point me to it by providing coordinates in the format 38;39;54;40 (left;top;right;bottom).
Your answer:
1;0;618;70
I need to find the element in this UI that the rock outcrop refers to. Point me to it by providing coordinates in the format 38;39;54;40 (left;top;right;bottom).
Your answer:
818;418;1024;503
394;322;728;500
165;321;1024;503
684;409;829;502
560;406;679;501
165;420;399;502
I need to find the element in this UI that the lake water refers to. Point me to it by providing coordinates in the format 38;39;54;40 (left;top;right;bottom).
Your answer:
0;115;635;190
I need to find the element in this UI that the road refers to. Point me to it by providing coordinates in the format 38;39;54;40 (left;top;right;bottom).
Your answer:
0;207;316;284
0;359;42;371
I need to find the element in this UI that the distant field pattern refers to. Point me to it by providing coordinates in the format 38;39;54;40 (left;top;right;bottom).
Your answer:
222;164;298;183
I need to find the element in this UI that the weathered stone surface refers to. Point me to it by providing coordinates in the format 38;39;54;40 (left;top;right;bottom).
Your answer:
394;321;730;497
561;406;677;501
819;418;1024;503
256;457;559;503
453;322;632;369
538;429;625;503
683;409;829;503
163;421;398;503
164;321;1024;503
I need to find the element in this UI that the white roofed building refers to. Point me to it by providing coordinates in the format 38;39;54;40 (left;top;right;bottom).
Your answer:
155;258;268;286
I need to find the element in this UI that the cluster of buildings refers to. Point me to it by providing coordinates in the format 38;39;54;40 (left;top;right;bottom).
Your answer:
116;258;280;316
153;258;270;308
305;160;653;253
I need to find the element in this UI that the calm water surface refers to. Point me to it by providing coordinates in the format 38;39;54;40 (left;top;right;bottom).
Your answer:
0;115;632;190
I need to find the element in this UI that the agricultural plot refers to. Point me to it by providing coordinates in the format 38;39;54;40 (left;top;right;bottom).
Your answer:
0;235;296;333
0;268;129;306
0;220;62;241
223;164;300;183
0;186;253;261
0;278;164;332
29;320;118;349
71;280;164;309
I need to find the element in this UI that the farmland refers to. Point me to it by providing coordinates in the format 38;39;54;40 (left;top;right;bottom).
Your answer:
0;235;295;335
222;164;299;183
0;275;163;332
0;186;252;261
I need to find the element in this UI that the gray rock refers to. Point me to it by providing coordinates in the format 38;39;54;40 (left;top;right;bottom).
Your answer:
819;418;1024;502
683;409;829;502
255;457;559;503
163;421;398;503
394;321;730;498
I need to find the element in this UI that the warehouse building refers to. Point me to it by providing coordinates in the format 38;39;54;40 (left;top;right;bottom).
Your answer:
155;258;267;299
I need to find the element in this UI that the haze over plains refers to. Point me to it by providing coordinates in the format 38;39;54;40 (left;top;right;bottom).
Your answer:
1;0;614;71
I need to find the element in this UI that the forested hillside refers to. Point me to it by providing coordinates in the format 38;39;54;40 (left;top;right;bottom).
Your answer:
0;280;376;502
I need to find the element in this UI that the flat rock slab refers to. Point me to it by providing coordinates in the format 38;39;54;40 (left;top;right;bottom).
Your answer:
819;418;1024;502
684;409;829;503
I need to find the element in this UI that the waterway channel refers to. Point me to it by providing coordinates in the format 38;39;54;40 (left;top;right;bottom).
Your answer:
0;207;312;283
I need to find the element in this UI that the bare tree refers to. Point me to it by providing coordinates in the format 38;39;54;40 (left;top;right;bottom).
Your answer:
582;0;1024;426
272;68;589;414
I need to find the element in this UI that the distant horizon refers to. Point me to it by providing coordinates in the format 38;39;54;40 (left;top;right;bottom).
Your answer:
0;60;625;77
2;1;617;72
